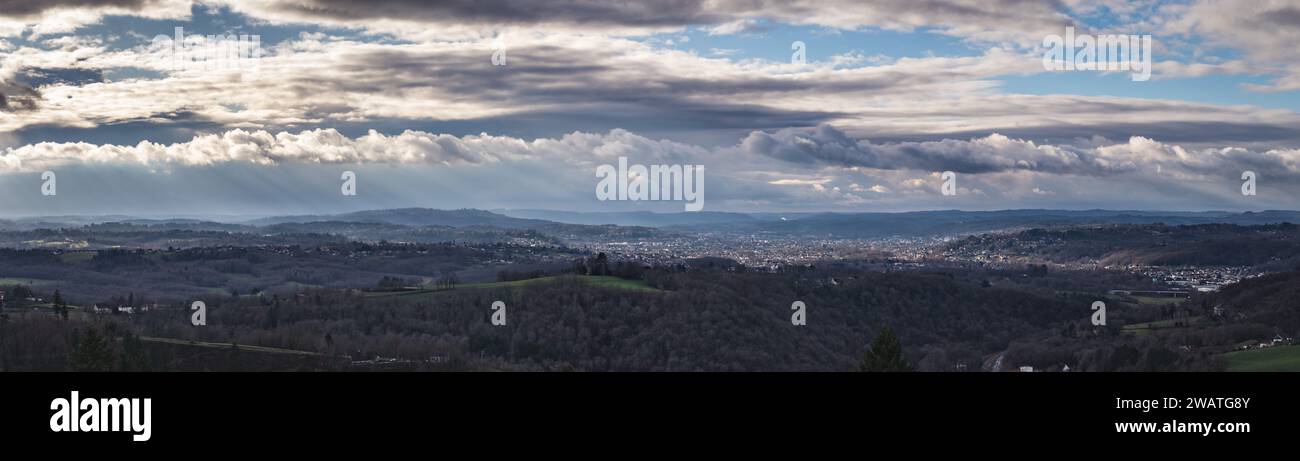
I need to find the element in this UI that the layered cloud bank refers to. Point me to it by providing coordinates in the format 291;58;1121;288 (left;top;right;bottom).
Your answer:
7;125;1297;178
0;0;1074;40
2;1;1300;145
0;127;710;171
740;125;1300;179
1;125;1294;213
1;1;1299;213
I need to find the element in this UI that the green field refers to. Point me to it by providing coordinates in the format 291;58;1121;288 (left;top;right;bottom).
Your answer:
0;277;58;286
1130;295;1187;306
457;275;662;293
1121;316;1202;334
364;275;662;298
1222;345;1300;372
140;336;321;356
58;252;97;264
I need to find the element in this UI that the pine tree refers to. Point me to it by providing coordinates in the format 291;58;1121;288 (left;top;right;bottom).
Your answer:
858;327;912;372
118;332;148;371
53;290;68;320
70;327;114;371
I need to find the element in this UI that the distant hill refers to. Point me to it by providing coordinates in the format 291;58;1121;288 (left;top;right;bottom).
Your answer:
247;208;554;229
495;209;1300;237
0;215;142;231
246;209;665;242
499;209;756;227
7;208;1300;239
1197;268;1300;340
88;220;255;233
677;209;1300;238
947;223;1300;268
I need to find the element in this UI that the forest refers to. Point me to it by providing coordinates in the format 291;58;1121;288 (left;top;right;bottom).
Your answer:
1;218;1296;372
5;259;1287;372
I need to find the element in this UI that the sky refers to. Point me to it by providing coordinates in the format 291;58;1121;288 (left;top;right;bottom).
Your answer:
1;0;1299;217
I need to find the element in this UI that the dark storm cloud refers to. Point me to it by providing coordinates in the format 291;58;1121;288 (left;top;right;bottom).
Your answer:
10;116;227;145
740;124;1300;186
0;79;38;111
0;0;152;17
740;124;1096;174
1254;5;1300;27
297;43;849;132
257;0;725;27
245;0;1074;39
305;41;977;129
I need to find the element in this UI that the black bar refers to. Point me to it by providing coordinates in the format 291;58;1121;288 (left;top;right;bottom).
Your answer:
2;372;1290;451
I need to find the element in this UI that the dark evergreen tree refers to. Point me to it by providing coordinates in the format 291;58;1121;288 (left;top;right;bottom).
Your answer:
118;332;148;371
53;290;68;320
858;327;912;372
70;327;114;371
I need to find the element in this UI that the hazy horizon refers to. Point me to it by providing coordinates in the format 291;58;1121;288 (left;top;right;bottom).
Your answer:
4;206;1300;224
